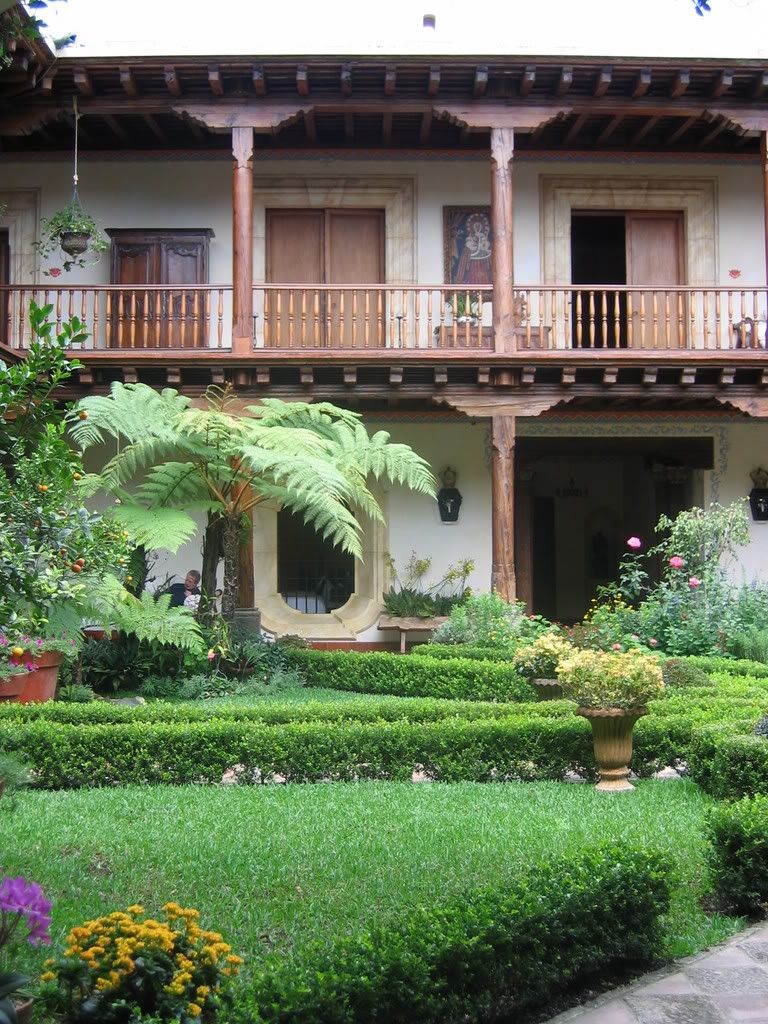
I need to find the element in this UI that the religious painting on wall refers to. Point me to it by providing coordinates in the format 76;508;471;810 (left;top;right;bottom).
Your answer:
443;206;492;286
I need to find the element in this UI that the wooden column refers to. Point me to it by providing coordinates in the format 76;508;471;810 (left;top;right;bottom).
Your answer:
762;130;768;286
491;414;517;600
232;125;254;356
515;465;534;613
490;127;516;353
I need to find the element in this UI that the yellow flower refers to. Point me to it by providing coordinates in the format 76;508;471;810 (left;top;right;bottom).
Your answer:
95;977;112;992
187;1004;202;1017
226;954;244;965
126;904;145;915
196;986;210;999
40;971;56;983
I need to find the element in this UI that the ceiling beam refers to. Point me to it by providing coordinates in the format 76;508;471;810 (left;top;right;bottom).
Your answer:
340;63;352;96
384;65;396;96
699;115;729;147
419;110;432;144
427;66;441;97
40;69;56;94
473;65;488;97
73;67;94;97
163;65;182;97
596;113;624;145
252;65;266;96
751;70;768;99
670;69;690;98
519;65;536;97
665;114;698;145
143;114;167;144
593;67;612;97
564;111;589;144
382;110;392;143
119;65;138;97
103;113;129;144
556;66;573;97
296;64;309;96
344;112;354;141
303;109;316;142
710;70;733;99
630;114;660;145
632;67;652;98
208;66;224;97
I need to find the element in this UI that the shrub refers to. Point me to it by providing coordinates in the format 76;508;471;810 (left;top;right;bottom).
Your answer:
56;683;94;703
513;633;574;680
284;648;536;702
661;659;714;689
707;795;768;913
431;593;546;647
0;750;32;795
242;843;670;1024
685;655;768;678
688;727;768;800
412;644;518;662
557;650;664;710
756;715;768;738
727;625;768;664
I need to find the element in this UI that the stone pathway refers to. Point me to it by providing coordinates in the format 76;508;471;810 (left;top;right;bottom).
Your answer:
544;922;768;1024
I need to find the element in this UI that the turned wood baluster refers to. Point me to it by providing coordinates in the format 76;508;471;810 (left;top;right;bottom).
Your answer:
639;292;646;348
752;289;760;350
426;289;433;349
600;290;608;348
475;290;482;349
300;288;307;348
575;291;583;347
287;289;295;348
564;289;572;349
677;291;684;350
525;289;532;350
588;290;596;348
217;290;224;348
376;291;383;348
55;290;62;334
702;290;710;349
663;291;671;349
364;289;370;349
129;291;138;349
714;290;721;351
651;292;658;349
204;290;211;349
352;289;358;349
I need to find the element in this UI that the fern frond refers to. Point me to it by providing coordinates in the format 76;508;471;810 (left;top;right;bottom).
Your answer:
83;577;204;653
110;504;199;553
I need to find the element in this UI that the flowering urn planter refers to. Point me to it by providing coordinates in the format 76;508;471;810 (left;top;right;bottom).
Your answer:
576;706;648;792
0;651;65;703
532;677;564;700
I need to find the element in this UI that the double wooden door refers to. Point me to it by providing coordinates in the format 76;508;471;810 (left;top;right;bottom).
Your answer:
266;209;384;347
626;213;684;348
108;229;213;348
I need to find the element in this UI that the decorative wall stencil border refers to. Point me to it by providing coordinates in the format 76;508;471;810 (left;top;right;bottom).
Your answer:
540;176;718;287
252;176;416;284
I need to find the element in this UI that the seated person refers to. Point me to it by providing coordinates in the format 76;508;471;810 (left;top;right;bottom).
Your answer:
168;569;202;608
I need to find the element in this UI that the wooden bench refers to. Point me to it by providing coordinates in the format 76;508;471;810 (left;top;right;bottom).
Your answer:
377;615;448;653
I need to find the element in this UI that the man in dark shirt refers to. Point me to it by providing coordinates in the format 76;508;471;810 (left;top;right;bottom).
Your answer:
168;569;202;607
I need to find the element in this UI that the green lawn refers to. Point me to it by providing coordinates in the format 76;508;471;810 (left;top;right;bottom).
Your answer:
0;779;743;991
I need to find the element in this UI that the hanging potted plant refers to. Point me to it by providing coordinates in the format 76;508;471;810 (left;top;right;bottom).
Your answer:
36;198;107;275
556;649;664;792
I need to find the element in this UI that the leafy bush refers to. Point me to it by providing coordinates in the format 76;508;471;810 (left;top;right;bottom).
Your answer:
688;727;768;800
382;552;473;618
284;648;536;702
726;625;768;664
412;644;518;662
661;659;714;689
56;683;94;703
431;593;548;647
756;715;768;738
0;751;32;794
557;650;664;709
707;795;768;913
513;633;574;679
241;843;670;1024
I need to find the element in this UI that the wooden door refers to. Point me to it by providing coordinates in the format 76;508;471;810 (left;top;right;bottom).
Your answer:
0;230;9;347
162;239;210;348
109;237;160;348
326;210;384;348
265;211;324;347
626;213;684;348
265;209;384;348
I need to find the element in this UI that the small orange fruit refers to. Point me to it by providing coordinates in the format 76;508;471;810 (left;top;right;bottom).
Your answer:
78;410;89;420
73;472;82;481
75;557;85;567
126;575;133;583
71;563;82;573
11;646;24;658
36;484;48;492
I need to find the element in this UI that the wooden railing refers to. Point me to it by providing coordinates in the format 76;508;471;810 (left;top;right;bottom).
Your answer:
1;284;766;353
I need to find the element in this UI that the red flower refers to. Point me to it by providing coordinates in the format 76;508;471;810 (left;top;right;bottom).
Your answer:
46;267;62;278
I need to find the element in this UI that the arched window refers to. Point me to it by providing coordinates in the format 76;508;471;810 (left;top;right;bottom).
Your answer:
277;509;355;614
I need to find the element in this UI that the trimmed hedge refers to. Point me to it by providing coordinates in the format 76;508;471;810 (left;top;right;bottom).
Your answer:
285;648;536;702
410;644;518;663
242;842;671;1024
689;726;768;800
685;655;768;679
707;794;768;914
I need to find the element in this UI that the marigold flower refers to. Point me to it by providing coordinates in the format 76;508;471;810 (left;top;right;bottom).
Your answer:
187;1004;202;1017
40;971;56;983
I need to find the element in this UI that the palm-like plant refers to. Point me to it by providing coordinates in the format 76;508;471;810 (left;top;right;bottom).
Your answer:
70;383;436;621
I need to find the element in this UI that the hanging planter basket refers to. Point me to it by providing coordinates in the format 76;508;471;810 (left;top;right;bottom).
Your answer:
59;230;91;257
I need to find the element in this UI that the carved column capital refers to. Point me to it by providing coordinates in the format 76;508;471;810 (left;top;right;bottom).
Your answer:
232;125;254;169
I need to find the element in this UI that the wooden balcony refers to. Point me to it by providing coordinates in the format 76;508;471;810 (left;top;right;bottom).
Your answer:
2;284;766;355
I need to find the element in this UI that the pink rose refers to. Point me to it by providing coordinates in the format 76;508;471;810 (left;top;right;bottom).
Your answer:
649;638;658;647
689;576;702;588
627;537;642;550
669;556;684;569
612;642;621;651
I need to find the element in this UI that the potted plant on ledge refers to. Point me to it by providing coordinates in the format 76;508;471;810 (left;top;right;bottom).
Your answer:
36;199;108;275
513;632;574;699
556;649;664;792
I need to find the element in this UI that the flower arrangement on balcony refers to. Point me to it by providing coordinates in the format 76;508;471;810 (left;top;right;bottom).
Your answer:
36;198;107;275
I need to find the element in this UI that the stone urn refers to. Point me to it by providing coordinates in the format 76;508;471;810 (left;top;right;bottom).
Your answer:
532;677;564;700
1;651;66;704
577;706;648;792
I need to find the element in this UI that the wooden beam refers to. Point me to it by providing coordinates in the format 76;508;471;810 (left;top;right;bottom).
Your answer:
340;63;352;96
344;112;354;142
670;69;690;98
252;65;266;96
666;115;698;145
491;415;516;600
473;65;488;98
382;110;392;144
762;131;768;287
436;102;571;131
73;67;93;97
710;70;733;99
296;64;309;96
419;110;432;143
556;66;573;97
232;126;254;357
519;65;535;97
630;114;660;145
143;114;167;144
303;109;317;142
594;67;612;97
427;66;440;97
103;114;129;144
164;66;182;97
632;67;652;98
597;114;623;145
41;69;56;94
752;71;768;100
119;66;138;97
490;127;515;353
565;111;589;145
384;65;396;96
699;116;729;148
208;66;224;97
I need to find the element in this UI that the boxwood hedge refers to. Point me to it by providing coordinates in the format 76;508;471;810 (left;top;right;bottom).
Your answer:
707;794;768;913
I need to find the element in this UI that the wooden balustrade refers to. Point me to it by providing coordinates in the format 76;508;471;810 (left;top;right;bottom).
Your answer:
1;284;766;353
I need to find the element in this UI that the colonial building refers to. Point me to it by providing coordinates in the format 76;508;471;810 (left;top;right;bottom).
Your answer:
2;4;768;639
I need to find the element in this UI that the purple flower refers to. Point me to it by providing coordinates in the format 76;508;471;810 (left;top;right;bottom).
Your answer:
0;636;7;648
24;662;36;673
0;876;52;948
35;638;42;649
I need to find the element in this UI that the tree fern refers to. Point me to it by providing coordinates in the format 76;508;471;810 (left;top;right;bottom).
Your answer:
110;504;199;553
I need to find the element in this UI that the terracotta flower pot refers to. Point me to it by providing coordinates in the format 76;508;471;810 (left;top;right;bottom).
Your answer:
0;673;28;702
532;677;564;700
4;650;65;704
59;230;90;256
577;706;648;792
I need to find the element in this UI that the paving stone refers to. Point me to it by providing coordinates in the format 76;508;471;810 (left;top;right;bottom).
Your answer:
740;942;768;964
634;972;700;996
625;993;724;1024
696;947;760;969
710;992;768;1022
687;966;768;996
565;1000;638;1023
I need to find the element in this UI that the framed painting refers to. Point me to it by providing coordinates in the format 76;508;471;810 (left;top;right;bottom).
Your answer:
443;206;492;286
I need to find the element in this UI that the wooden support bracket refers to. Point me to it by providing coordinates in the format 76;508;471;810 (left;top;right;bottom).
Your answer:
434;366;448;386
642;366;658;387
300;366;314;386
389;366;403;386
255;368;270;385
343;365;357;386
602;366;619;386
562;366;576;387
719;366;736;387
680;367;697;387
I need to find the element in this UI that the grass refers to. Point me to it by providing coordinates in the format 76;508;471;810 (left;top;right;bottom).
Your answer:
0;779;743;990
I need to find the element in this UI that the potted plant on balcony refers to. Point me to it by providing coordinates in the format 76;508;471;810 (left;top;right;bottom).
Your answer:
513;632;574;699
556;648;664;792
36;198;107;275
